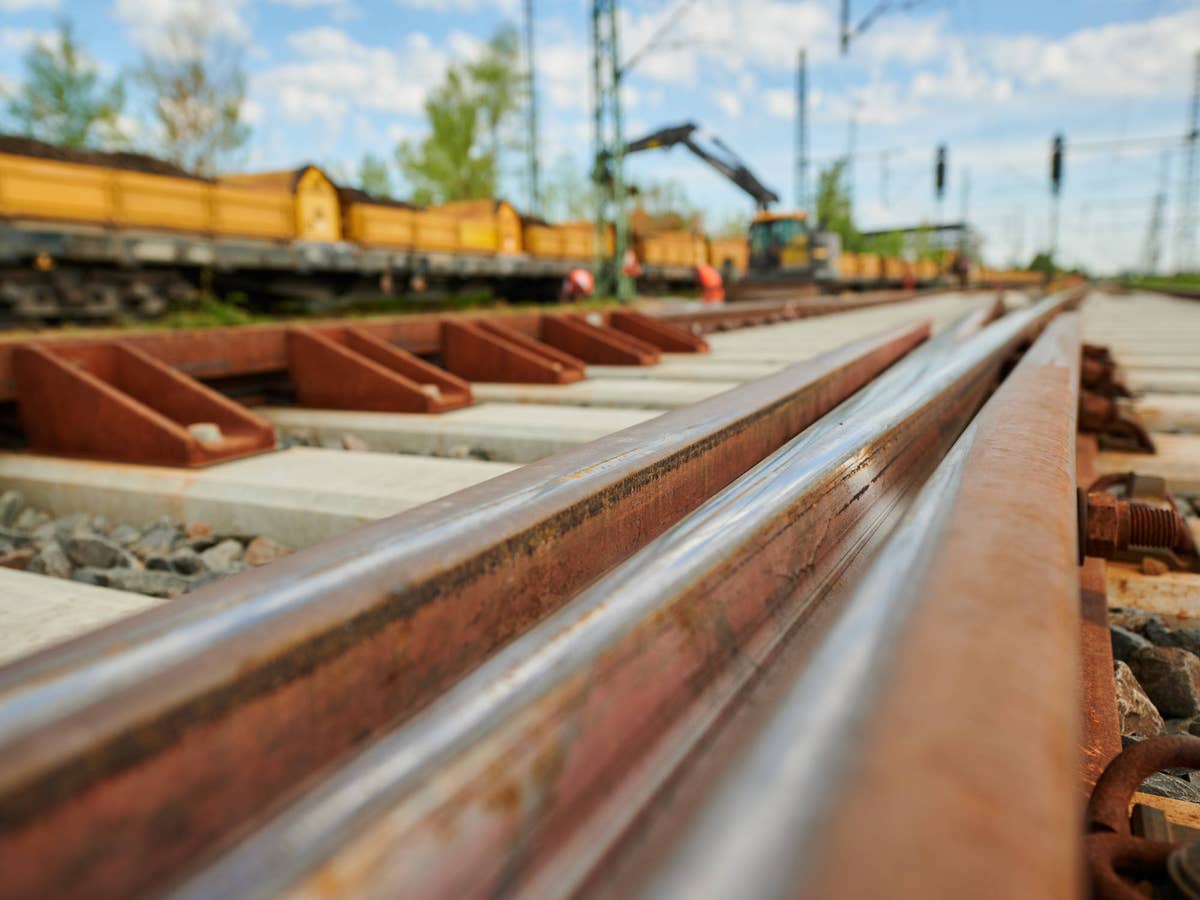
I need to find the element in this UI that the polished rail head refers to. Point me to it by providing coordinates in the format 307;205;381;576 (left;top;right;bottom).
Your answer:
641;311;1083;900
164;293;1076;900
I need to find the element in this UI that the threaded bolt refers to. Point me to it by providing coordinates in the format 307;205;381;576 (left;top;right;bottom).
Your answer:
1080;489;1187;561
1128;502;1182;549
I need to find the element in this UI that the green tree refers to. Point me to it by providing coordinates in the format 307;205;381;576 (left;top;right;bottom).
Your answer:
815;159;860;251
397;66;495;204
860;230;904;256
394;25;528;205
911;224;937;261
1028;251;1056;276
136;2;250;174
359;153;393;197
5;20;125;149
466;27;523;165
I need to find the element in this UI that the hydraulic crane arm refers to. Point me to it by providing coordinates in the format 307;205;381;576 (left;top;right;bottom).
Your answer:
624;122;780;210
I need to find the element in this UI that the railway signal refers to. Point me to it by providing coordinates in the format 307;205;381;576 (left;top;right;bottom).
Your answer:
935;143;947;225
1050;133;1064;259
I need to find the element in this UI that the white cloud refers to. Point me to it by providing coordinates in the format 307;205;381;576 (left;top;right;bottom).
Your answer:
0;27;52;53
265;0;359;19
617;0;834;87
255;26;481;128
537;24;590;113
241;99;264;126
986;8;1200;101
0;0;58;9
113;0;251;57
855;14;946;67
714;89;741;119
395;0;519;13
764;88;794;120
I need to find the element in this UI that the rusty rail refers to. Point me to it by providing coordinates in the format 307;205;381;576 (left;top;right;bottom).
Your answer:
0;319;932;899
161;294;1074;899
651;288;954;333
642;312;1083;900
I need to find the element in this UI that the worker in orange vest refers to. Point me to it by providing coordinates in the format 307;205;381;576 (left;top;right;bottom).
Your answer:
697;264;724;303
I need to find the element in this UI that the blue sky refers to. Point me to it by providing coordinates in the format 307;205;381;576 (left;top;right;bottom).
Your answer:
1;0;1198;273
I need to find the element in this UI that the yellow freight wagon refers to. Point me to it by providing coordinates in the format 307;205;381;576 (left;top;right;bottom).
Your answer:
437;200;523;254
881;257;908;282
413;207;460;252
114;170;211;232
858;254;882;280
557;221;596;260
211;183;294;240
523;221;566;258
638;231;706;268
341;200;416;249
708;238;749;275
0;153;114;224
218;165;340;241
837;252;860;280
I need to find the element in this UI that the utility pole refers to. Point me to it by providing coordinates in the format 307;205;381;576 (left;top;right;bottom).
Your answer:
934;144;946;226
524;0;540;215
1144;150;1171;274
591;0;630;299
1176;50;1200;272
795;48;807;212
959;168;970;259
1050;133;1064;261
845;108;858;218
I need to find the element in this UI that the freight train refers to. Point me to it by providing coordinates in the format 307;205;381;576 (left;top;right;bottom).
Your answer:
0;136;1038;323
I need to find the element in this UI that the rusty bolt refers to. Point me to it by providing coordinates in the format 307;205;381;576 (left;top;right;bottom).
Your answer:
1078;391;1155;453
1081;356;1116;389
1078;488;1187;562
1079;391;1118;431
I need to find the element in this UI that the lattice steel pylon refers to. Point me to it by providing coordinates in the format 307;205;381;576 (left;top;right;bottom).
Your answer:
1143;151;1170;275
1177;50;1200;273
592;0;632;300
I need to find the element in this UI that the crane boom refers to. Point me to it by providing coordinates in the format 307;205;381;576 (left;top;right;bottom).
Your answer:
624;122;781;210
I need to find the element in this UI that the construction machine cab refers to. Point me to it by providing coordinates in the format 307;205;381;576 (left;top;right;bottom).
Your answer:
749;212;812;272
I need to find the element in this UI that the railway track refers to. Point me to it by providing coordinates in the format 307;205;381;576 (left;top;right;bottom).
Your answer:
0;286;1198;898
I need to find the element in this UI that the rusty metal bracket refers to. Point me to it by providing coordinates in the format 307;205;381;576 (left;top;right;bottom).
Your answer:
608;310;710;353
1083;472;1200;572
440;319;585;384
1077;475;1198;571
1079;389;1156;453
288;326;472;413
1087;735;1200;900
12;340;275;467
1083;344;1133;398
539;315;661;366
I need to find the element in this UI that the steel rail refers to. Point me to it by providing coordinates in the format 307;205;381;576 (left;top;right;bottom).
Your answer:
653;288;937;333
639;312;1083;900
0;320;932;900
164;293;1073;900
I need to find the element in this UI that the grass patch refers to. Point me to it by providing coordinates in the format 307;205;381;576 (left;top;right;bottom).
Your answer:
1124;273;1200;293
158;292;269;329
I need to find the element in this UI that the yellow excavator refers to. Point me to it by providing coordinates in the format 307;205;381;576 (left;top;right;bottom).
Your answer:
624;122;840;300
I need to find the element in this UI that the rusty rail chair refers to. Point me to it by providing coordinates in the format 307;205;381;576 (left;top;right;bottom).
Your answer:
0;320;933;900
163;294;1075;900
